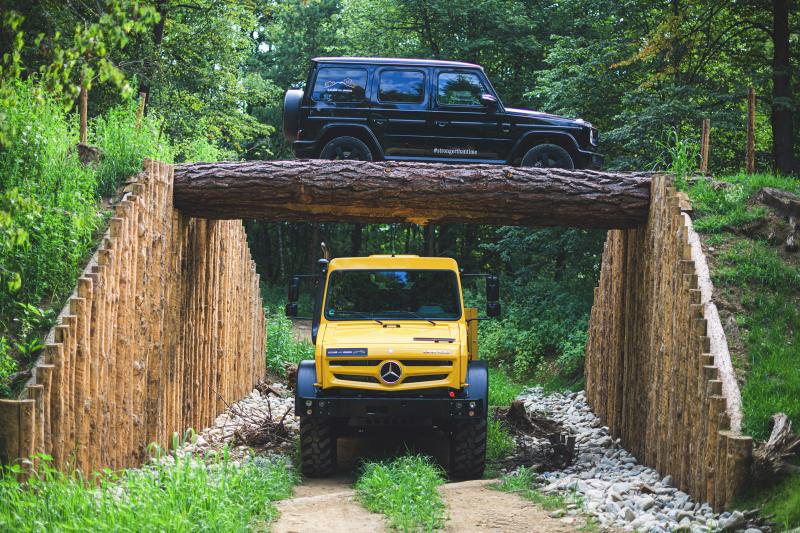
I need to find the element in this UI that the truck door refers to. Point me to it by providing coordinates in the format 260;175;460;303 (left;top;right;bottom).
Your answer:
370;67;430;157
429;69;511;162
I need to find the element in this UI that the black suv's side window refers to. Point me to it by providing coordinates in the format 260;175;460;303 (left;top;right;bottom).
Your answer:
437;71;485;106
312;67;368;103
378;69;425;103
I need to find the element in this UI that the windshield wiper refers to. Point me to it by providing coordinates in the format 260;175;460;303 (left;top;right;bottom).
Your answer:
401;311;437;326
337;310;384;325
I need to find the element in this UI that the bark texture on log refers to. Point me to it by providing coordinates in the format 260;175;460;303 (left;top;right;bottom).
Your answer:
173;160;653;229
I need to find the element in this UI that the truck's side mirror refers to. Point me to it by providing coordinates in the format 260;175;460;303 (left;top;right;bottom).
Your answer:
288;275;301;302
286;275;301;317
486;275;499;301
486;275;500;318
480;93;498;111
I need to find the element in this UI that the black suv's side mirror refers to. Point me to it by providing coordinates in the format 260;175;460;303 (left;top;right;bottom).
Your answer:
480;93;498;110
285;275;300;317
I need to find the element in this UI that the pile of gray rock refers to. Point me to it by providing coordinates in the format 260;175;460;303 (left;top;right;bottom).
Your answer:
177;382;298;460
517;387;762;533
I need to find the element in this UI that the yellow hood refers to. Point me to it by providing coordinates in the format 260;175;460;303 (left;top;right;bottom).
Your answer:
321;321;461;349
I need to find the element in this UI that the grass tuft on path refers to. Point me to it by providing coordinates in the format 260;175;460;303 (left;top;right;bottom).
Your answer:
355;455;446;532
495;466;570;511
0;452;296;532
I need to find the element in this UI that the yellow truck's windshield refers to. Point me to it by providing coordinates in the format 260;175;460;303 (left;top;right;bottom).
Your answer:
323;269;461;321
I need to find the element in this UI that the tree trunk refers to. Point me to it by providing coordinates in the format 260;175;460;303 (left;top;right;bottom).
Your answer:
173;160;653;229
771;0;795;174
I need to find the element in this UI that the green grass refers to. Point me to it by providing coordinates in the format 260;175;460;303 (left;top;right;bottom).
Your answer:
488;368;523;406
688;173;800;527
495;466;570;511
0;453;296;532
736;474;800;531
686;172;799;233
355;455;446;532
265;307;315;376
486;419;516;463
686;174;800;441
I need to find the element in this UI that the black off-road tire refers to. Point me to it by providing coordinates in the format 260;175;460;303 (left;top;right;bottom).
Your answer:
449;417;487;479
319;136;374;161
299;417;337;477
521;143;575;169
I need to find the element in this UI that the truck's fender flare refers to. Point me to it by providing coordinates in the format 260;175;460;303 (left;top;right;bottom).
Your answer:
509;130;581;162
464;360;488;404
296;360;318;400
318;123;385;159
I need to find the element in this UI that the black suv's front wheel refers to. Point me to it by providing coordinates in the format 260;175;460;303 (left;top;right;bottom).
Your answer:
319;136;374;161
521;143;574;169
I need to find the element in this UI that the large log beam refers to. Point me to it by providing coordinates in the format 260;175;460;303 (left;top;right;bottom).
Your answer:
172;160;653;228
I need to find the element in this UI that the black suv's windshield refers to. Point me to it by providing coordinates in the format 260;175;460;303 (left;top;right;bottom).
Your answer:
324;270;461;321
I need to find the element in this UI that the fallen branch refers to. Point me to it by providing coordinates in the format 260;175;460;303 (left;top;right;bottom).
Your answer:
752;413;800;484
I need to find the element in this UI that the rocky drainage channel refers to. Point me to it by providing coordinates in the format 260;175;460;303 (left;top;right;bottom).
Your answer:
518;388;764;533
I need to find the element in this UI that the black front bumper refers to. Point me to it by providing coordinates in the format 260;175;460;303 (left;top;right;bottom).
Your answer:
294;360;489;423
578;148;604;170
297;394;485;420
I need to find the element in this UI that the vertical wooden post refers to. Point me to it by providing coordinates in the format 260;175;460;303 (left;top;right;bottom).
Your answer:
699;119;710;174
746;88;756;174
79;84;88;145
136;92;147;129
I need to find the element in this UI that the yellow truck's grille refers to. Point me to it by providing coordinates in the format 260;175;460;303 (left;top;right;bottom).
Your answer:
325;358;456;390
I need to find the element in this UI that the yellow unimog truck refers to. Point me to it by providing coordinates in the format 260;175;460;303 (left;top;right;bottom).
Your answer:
286;255;500;478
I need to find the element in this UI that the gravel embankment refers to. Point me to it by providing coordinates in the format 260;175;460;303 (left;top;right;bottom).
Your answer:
519;388;760;533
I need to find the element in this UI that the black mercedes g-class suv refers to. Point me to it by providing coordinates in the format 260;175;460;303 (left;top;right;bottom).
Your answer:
283;57;602;169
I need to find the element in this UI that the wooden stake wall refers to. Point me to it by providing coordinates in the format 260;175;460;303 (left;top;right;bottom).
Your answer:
0;161;266;472
584;174;753;510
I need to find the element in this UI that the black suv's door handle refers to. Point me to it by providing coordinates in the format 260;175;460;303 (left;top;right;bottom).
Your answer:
435;120;448;127
373;118;387;126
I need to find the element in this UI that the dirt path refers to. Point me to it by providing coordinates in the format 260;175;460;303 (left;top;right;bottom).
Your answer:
440;479;584;533
273;477;587;533
272;477;386;533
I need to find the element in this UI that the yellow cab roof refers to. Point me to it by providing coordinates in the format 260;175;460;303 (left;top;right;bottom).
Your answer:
328;255;459;271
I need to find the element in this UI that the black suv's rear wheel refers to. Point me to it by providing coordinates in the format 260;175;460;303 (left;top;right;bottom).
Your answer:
449;417;487;479
319;136;374;161
299;417;337;477
521;143;574;169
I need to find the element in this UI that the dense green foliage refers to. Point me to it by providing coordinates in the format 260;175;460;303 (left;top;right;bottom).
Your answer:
355;455;446;531
0;453;296;532
0;82;172;396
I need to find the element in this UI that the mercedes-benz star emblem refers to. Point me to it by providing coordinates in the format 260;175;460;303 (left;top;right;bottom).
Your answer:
379;361;402;385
